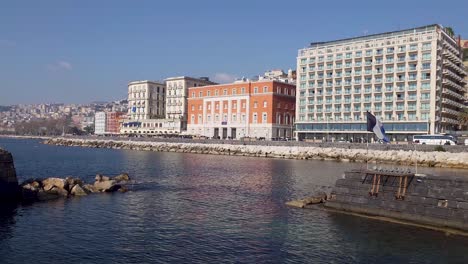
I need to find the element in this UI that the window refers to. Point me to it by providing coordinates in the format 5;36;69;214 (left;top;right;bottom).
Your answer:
242;102;246;109
207;91;211;96
207;115;211;122
191;105;195;111
254;101;258;108
215;103;219;110
233;102;237;109
191;115;195;124
262;113;267;123
254;87;258;94
191;92;195;98
224;103;228;109
223;89;227;95
232;114;237;122
241;114;246;122
422;42;431;50
422;53;431;60
199;91;203;97
198;105;202;110
232;89;237;95
207;104;211;110
215;114;219;122
253;113;258;123
215;90;219;96
198;114;202;123
263;86;268;93
241;87;245;94
263;101;267;108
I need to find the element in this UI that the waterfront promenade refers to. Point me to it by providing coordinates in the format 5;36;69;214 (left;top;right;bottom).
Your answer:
42;136;468;169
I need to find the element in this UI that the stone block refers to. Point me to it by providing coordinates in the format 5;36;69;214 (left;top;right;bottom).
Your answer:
457;201;468;210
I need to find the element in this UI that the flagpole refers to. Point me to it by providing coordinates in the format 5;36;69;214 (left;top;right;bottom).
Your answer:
414;142;418;174
366;131;369;170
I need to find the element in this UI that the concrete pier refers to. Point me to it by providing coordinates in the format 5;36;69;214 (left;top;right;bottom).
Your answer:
0;148;19;201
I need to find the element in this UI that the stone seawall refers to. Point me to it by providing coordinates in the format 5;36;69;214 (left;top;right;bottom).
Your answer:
0;148;19;200
325;170;468;232
43;138;468;169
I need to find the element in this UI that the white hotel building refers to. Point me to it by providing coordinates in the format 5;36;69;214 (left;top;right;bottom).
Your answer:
121;80;169;134
296;24;467;142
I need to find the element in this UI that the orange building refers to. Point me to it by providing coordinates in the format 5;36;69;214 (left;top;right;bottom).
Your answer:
106;112;126;135
187;80;296;140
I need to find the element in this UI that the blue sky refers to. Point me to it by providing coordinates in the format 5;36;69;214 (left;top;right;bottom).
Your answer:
1;0;467;105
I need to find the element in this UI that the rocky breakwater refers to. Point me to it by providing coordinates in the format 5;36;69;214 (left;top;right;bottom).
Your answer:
21;173;131;202
44;138;468;169
0;148;20;201
325;170;468;234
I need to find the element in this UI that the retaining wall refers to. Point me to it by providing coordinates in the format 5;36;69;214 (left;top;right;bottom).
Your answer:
325;170;468;232
43;138;468;169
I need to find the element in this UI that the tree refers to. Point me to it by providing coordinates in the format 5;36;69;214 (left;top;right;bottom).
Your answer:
83;125;94;134
459;108;468;130
445;27;455;37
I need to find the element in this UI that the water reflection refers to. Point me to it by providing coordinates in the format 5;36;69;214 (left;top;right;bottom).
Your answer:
0;203;17;243
0;138;467;263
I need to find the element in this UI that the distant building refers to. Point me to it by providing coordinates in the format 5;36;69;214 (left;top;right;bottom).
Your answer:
121;80;166;135
94;112;106;135
187;80;296;139
296;24;467;142
259;69;296;84
106;112;125;135
127;80;166;120
164;76;217;132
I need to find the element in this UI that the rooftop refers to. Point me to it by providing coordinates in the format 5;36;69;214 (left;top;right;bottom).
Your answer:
128;80;165;85
307;24;444;49
164;76;217;84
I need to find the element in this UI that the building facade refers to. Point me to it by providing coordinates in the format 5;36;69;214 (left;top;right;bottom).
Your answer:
106;112;125;134
296;24;467;142
462;39;468;106
187;80;296;139
164;76;217;132
94;112;106;135
127;80;165;120
122;80;167;135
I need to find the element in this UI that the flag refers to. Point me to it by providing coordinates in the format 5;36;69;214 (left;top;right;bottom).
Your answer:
366;111;389;143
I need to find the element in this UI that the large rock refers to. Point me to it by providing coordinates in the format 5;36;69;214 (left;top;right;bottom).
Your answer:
65;177;83;190
42;177;67;191
113;173;130;183
37;189;59;201
82;184;99;193
94;180;117;192
95;174;110;182
48;186;69;197
21;183;40;200
70;184;87;196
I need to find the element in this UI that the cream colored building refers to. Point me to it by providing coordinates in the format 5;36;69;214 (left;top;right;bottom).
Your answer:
296;24;467;142
121;80;168;135
164;76;217;131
